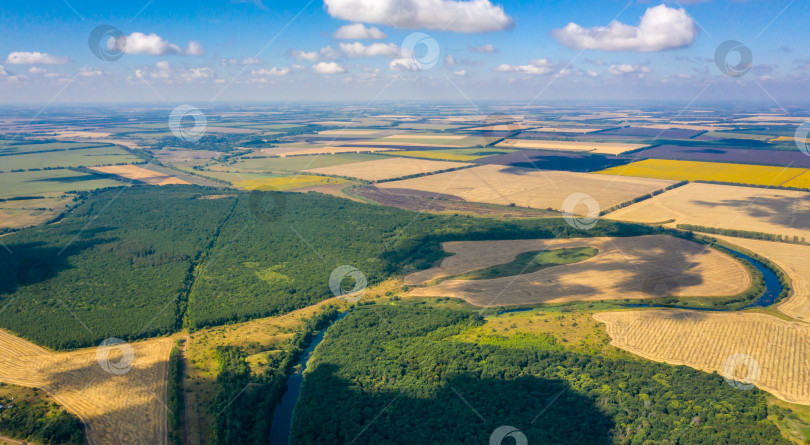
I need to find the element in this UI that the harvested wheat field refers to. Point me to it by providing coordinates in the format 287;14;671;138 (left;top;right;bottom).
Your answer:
303;157;471;182
0;330;172;444
594;310;810;405
496;139;647;155
712;235;810;321
606;182;810;241
90;165;189;185
378;164;675;212
406;235;750;306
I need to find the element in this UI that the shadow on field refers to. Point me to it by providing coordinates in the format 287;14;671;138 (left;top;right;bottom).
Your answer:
291;364;613;445
691;195;810;232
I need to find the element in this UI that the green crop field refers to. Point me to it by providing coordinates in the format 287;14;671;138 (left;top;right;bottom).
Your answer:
0;169;127;199
0;145;141;171
0;141;111;155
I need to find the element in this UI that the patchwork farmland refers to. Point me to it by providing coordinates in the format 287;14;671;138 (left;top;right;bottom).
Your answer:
605;182;810;241
598;159;810;189
303;157;472;181
377;164;676;212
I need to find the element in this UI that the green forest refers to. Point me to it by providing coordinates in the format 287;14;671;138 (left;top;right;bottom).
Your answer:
0;383;84;444
0;184;685;349
291;302;788;444
0;185;236;349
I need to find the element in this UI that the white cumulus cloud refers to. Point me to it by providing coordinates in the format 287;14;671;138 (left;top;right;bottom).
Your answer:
115;33;204;56
324;0;514;33
251;67;291;76
552;5;698;52
5;51;70;65
313;62;346;74
607;64;651;78
339;42;400;58
493;58;556;75
333;23;388;40
389;58;422;71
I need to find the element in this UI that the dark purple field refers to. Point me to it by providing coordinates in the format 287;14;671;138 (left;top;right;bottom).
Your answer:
634;145;810;168
587;127;704;139
476;149;631;172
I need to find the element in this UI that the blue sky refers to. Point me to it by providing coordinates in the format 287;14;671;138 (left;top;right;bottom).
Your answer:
0;0;807;104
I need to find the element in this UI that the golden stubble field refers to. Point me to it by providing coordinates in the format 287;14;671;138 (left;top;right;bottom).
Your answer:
0;330;172;445
605;182;810;240
303;157;471;181
378;164;676;212
90;165;190;186
496;139;648;155
712;235;810;321
594;310;810;405
406;235;750;306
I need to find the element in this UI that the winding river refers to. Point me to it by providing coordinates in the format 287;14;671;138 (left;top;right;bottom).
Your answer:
269;246;783;443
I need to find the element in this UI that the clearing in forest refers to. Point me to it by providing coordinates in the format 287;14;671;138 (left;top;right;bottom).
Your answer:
406;235;750;306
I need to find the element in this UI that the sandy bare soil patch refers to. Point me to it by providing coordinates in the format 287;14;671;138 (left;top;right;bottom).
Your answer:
605;182;810;241
496;139;647;155
712;236;810;321
280;146;401;156
594;310;810;405
407;235;750;306
91;165;190;185
303;157;471;181
0;330;172;444
378;164;675;212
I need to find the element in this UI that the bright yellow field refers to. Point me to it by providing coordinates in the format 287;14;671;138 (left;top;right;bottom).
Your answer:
234;175;349;191
0;330;172;445
594;310;810;405
407;235;750;306
598;159;809;188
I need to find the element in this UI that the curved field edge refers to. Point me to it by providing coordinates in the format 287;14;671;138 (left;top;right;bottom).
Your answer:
405;235;755;308
593;310;810;406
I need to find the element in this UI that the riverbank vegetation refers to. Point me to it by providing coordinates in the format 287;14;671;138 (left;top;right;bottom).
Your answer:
292;302;789;444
